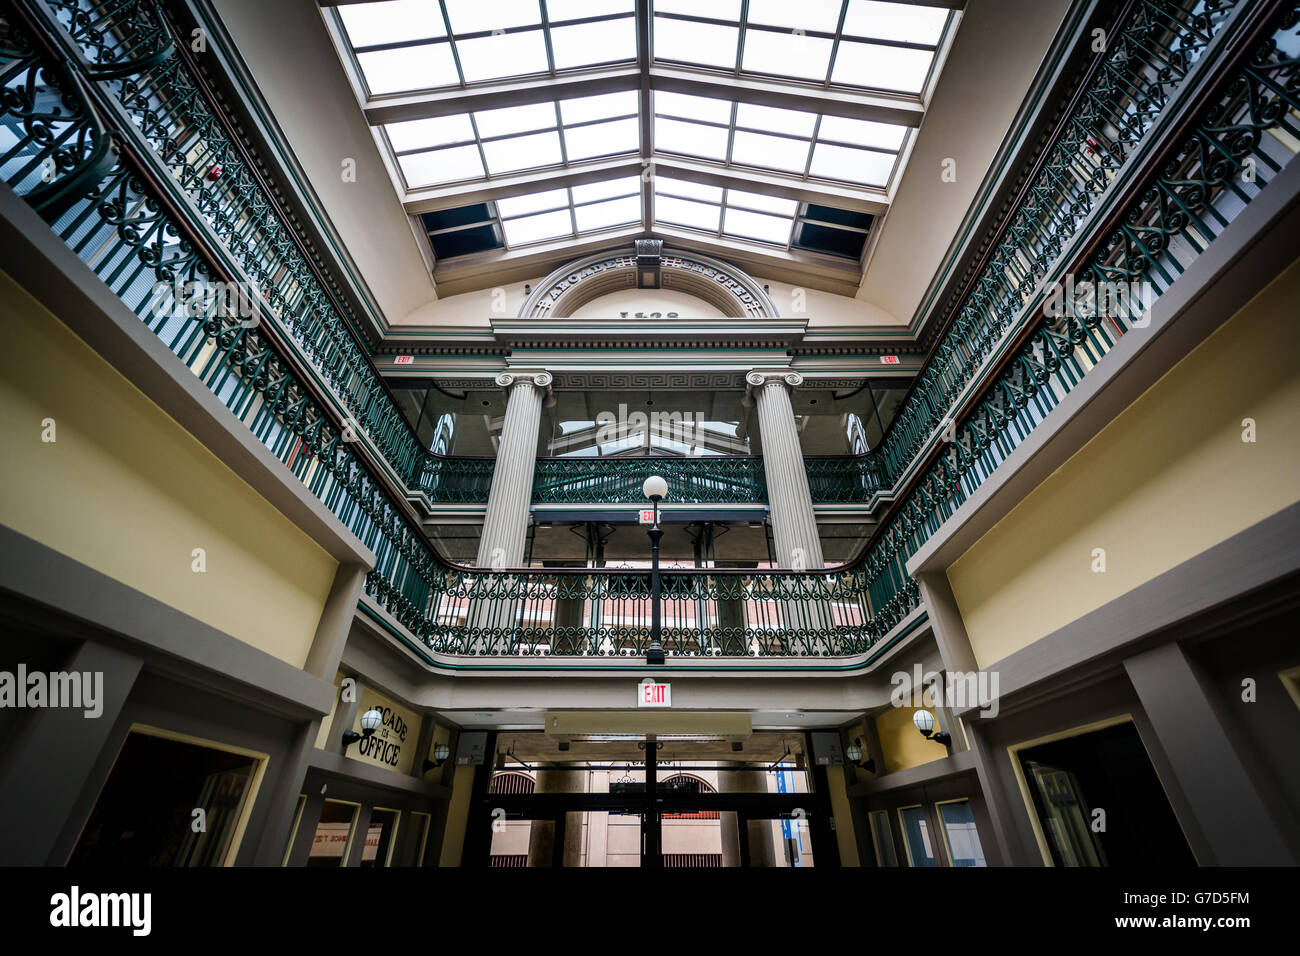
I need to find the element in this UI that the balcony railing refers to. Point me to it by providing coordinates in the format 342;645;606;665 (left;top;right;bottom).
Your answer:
4;0;1295;660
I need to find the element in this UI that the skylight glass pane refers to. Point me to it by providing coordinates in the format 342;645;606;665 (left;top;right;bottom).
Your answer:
399;146;484;187
726;189;798;215
560;90;638;125
443;0;540;34
502;209;573;245
564;118;639;160
843;0;947;45
654;17;739;69
656;195;721;231
653;91;731;125
734;103;817;138
831;41;933;92
655;177;723;202
655;0;741;18
731;130;810;173
357;44;459;95
723;208;791;244
809;142;896;185
816;115;906;151
497;189;570;217
575;195;640;231
338;1;446;47
654;117;728;159
741;29;833;81
456;31;550;83
474;102;558;138
481;131;563;174
745;0;844;33
572;176;639;202
551;20;637;68
546;0;634;20
387;114;475;152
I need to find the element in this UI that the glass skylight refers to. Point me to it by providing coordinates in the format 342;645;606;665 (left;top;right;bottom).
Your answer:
337;0;637;96
653;0;951;94
652;91;905;187
388;90;639;189
497;176;641;247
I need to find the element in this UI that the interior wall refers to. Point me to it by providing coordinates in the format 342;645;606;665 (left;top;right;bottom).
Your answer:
946;257;1300;669
0;270;339;669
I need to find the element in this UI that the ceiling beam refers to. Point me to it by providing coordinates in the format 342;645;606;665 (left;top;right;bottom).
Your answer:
649;67;926;127
636;0;653;235
403;156;887;215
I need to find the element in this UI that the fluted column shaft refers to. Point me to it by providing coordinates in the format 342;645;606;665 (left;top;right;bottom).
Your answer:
475;370;550;569
748;370;824;570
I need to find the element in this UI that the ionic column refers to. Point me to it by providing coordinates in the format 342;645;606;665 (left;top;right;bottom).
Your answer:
746;369;824;570
475;370;551;569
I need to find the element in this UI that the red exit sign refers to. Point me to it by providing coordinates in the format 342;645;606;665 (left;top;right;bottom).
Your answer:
393;355;414;365
879;355;900;365
639;681;671;708
638;509;655;524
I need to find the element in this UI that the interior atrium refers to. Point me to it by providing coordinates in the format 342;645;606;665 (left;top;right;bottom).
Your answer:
1;0;1299;910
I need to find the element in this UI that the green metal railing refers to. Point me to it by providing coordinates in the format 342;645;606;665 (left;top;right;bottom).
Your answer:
532;456;768;505
4;0;1295;659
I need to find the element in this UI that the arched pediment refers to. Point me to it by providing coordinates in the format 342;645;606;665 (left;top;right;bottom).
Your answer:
516;245;780;319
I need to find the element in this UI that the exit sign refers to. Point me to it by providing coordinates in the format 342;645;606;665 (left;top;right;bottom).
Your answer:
639;681;671;708
879;355;900;365
393;355;414;365
638;509;655;524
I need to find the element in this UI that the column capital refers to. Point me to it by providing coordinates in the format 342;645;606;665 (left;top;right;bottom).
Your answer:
496;369;554;405
744;368;802;403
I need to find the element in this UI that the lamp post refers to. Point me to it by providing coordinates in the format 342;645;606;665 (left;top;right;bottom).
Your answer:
643;475;667;665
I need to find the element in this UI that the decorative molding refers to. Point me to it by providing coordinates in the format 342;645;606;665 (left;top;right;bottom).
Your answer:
517;245;781;319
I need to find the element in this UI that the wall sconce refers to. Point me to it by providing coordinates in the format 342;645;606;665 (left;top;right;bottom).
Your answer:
845;738;876;773
422;743;452;774
342;708;383;752
912;709;952;747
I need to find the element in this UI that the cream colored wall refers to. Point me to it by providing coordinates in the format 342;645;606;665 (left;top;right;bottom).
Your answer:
947;257;1300;669
438;765;477;866
0;270;339;668
875;705;946;774
758;277;905;326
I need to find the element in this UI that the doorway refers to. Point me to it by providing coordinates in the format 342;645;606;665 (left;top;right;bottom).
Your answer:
475;732;836;867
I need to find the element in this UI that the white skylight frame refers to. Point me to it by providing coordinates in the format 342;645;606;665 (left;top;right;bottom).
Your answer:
496;176;644;250
385;90;640;189
337;0;640;97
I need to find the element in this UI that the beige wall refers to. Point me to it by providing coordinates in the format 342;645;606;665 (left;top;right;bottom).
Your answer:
438;765;477;866
875;705;946;774
0;270;339;668
947;257;1300;669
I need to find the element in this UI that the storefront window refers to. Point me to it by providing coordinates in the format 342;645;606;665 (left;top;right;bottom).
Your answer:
937;800;986;867
898;805;938;867
359;808;400;867
69;730;260;867
308;800;359;867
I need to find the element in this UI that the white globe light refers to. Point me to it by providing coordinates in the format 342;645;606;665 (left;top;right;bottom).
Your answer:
643;475;668;501
433;743;451;762
359;708;384;735
846;742;862;763
912;709;936;735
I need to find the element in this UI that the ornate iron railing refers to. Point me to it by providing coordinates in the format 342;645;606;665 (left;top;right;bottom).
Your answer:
532;456;767;505
4;0;1295;660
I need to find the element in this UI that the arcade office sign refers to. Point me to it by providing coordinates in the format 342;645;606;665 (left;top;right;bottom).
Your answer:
350;686;420;774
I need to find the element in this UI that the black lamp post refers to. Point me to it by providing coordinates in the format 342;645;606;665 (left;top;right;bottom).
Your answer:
643;475;667;665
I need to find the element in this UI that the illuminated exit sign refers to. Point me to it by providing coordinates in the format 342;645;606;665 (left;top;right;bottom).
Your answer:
879;355;900;365
393;355;414;365
638;509;655;524
639;681;671;708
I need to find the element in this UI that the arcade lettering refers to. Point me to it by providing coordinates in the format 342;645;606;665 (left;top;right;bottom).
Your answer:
355;702;408;767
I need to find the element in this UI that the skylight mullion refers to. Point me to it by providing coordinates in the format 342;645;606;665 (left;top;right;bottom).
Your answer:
553;101;571;167
566;186;579;238
823;0;849;88
538;0;557;76
734;0;750;78
724;101;739;165
803;114;823;179
466;112;491;180
436;0;469;87
717;187;729;239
